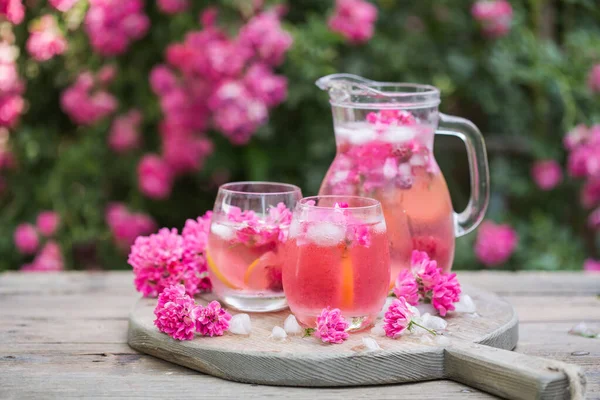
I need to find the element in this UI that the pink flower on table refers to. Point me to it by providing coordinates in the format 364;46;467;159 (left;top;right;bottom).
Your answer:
328;0;378;44
157;0;188;14
394;269;419;306
26;15;68;62
431;273;461;316
84;0;150;56
588;64;600;94
411;250;441;291
195;300;231;337
238;11;293;66
128;228;202;297
182;211;213;292
471;0;513;38
154;284;199;341
149;64;177;96
383;298;415;339
49;0;79;12
109;109;142;153
14;223;39;254
0;0;24;25
474;220;518;267
36;211;60;237
583;259;600;272
137;154;173;200
314;307;349;344
244;63;288;108
531;160;562;190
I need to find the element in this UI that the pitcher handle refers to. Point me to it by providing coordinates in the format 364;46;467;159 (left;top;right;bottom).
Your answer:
436;113;490;237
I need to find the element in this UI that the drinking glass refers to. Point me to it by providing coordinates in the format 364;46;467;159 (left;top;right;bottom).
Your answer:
282;195;390;330
206;182;302;312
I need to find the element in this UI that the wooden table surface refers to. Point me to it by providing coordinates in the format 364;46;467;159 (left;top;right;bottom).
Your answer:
0;271;599;399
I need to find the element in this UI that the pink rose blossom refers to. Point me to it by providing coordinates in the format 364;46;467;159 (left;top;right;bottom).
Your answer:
137;154;173;200
109;109;142;153
49;0;79;12
26;15;68;62
60;71;117;125
84;0;150;56
154;284;199;340
244;63;287;107
14;223;39;254
21;241;64;272
564;124;589;150
149;64;177;96
411;250;441;291
474;220;518;267
383;298;414;339
106;202;156;248
314;307;349;344
588;64;600;94
583;259;600;272
0;94;24;127
471;0;513;38
431;273;461;316
581;179;600;209
161;133;213;174
128;228;201;297
531;160;562;190
97;65;116;84
588;207;600;229
195;300;231;337
157;0;188;14
238;11;293;66
36;211;60;236
328;0;378;44
182;211;213;292
394;269;419;306
0;0;24;25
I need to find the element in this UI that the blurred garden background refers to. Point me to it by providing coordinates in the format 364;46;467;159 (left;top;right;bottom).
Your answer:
1;0;600;272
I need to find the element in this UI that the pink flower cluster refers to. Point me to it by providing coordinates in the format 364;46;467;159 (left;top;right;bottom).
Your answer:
128;211;213;297
26;15;68;62
154;284;231;341
14;210;61;255
328;0;378;44
0;0;24;25
84;0;150;56
108;109;142;153
583;259;600;273
393;250;461;316
105;202;156;249
137;154;173;200
49;0;79;12
60;69;117;125
21;241;64;272
531;160;562;191
383;297;415;338
563;124;600;228
226;203;292;247
474;220;518;267
471;0;513;38
0;41;25;129
588;64;600;94
157;0;188;14
313;307;349;344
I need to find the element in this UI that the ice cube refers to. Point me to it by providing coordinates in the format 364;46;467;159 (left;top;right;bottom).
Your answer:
305;222;346;246
288;219;301;239
269;326;287;341
229;313;252;335
362;337;382;351
373;221;387;234
415;303;436;316
211;223;236;241
421;313;447;331
453;294;477;313
380;126;416;143
370;321;386;337
284;314;302;335
335;123;377;145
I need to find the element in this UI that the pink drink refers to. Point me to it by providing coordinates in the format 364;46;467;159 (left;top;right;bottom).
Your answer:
319;112;455;286
282;196;390;330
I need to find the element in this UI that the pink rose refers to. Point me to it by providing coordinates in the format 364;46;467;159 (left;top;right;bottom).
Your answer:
471;0;513;38
588;64;600;94
108;109;142;153
583;259;600;272
149;64;177;96
14;223;39;254
531;160;562;190
239;11;293;66
328;0;378;44
21;241;64;272
0;0;25;25
36;211;60;237
26;15;68;62
49;0;79;12
157;0;188;14
137;154;174;199
474;220;518;267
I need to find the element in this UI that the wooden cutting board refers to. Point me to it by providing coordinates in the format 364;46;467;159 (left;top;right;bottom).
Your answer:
127;285;586;399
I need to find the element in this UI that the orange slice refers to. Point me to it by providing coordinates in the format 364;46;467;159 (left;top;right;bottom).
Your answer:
243;251;279;290
205;251;240;289
340;247;354;308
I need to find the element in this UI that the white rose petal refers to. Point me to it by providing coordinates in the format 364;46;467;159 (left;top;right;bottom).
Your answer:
229;313;252;335
362;337;382;351
284;315;302;335
269;326;287;341
453;294;477;313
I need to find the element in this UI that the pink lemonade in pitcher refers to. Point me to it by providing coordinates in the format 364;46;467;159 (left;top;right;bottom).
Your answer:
282;196;390;330
316;74;490;286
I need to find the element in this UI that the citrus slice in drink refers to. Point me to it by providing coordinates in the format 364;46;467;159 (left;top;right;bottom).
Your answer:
206;251;240;289
340;247;354;308
243;251;280;290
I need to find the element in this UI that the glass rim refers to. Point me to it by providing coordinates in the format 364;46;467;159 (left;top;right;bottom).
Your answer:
218;181;302;196
298;195;381;210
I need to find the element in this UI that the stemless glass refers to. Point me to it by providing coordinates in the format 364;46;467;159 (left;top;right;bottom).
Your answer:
282;195;390;331
206;182;302;312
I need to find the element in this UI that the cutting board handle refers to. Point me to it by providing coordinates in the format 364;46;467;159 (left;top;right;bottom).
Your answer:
445;340;586;399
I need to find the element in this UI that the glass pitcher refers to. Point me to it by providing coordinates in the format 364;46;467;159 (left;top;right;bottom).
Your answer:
316;74;490;285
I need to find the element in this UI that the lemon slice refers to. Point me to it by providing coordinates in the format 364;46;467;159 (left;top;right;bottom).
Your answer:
340;248;354;308
205;251;240;289
243;251;279;289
